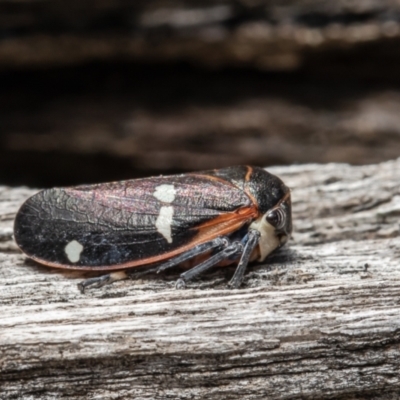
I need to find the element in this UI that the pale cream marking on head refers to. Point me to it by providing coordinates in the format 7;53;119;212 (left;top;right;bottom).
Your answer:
249;215;280;261
153;184;176;203
155;206;174;243
65;240;84;263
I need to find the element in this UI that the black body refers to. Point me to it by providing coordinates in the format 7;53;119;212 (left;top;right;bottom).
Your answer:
14;166;291;288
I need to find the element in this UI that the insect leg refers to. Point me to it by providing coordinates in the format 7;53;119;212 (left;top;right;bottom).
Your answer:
156;236;229;273
176;240;243;289
228;229;261;289
127;237;229;279
79;237;231;292
78;271;127;293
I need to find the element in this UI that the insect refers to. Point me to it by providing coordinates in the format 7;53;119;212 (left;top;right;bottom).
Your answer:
14;166;292;291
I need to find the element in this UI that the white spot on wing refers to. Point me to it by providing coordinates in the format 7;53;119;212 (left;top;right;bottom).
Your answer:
65;240;84;263
156;206;173;243
153;184;176;203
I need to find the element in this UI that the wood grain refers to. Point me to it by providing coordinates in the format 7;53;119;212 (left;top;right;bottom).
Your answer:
1;159;400;399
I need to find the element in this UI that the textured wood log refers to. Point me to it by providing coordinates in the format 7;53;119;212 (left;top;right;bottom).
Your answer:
1;158;400;399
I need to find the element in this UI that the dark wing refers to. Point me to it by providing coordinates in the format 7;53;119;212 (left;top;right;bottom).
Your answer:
14;172;257;270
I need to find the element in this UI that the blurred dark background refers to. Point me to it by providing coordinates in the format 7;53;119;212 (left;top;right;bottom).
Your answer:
1;0;400;187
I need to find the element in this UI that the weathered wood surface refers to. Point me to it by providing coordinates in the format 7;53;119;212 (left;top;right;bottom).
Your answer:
1;158;400;399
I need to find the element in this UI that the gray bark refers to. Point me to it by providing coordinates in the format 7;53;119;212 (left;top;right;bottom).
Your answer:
1;158;400;399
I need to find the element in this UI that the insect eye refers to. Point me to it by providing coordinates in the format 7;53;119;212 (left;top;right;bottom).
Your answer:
266;208;286;230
